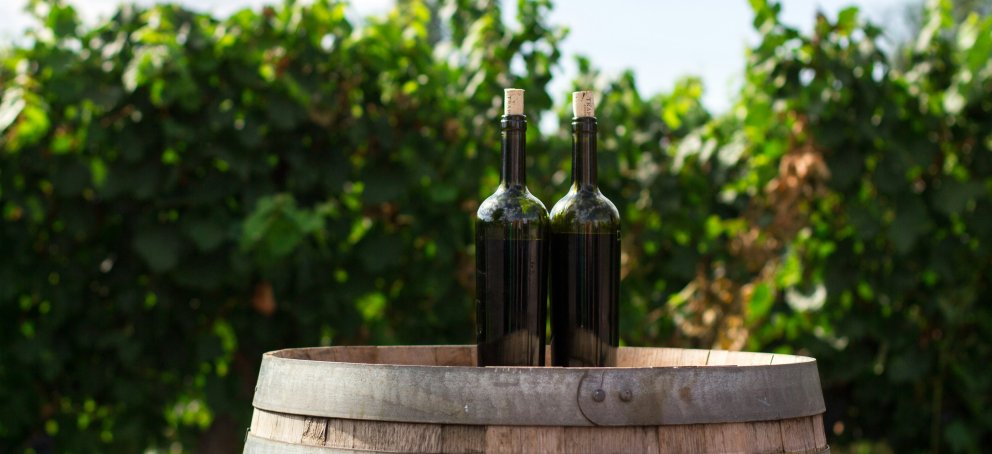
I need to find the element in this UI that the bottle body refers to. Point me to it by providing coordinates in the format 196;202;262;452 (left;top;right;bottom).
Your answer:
550;116;620;367
475;213;547;366
475;114;549;366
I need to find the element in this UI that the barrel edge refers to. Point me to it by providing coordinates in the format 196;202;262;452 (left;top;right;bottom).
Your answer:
251;347;826;426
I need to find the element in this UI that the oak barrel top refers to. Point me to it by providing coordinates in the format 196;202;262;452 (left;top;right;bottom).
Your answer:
252;345;824;427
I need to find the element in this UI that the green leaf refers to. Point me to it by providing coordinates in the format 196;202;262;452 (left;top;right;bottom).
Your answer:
181;215;229;252
747;283;774;323
2;89;50;150
356;292;387;321
90;158;108;187
122;46;171;93
132;226;183;272
241;194;324;259
836;7;859;34
0;87;26;133
44;1;80;37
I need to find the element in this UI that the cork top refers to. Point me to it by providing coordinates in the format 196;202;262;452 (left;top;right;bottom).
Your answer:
572;91;596;118
504;89;524;116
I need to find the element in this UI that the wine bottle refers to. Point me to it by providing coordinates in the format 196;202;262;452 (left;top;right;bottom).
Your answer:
550;91;621;367
475;89;549;367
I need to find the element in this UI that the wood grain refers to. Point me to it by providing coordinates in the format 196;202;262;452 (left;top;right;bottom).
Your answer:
564;426;659;453
485;426;563;454
249;409;828;453
441;424;485;453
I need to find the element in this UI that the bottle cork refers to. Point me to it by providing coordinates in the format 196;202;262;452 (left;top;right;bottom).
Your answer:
504;89;524;116
572;91;595;118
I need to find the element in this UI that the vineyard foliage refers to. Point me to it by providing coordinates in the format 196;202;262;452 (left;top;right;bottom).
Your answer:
1;0;990;451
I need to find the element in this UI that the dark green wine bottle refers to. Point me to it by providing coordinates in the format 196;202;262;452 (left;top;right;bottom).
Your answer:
550;91;621;367
475;89;549;367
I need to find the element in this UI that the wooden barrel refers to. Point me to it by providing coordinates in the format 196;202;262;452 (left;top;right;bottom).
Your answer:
244;346;828;453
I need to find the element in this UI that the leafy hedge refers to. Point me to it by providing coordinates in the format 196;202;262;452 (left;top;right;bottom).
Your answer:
1;0;990;451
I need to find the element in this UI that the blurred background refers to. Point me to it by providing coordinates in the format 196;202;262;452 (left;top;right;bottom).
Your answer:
1;0;990;452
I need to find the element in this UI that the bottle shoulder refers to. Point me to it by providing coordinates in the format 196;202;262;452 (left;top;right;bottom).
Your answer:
476;186;549;224
549;187;620;232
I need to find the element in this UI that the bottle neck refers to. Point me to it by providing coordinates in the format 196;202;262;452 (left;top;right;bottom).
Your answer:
571;117;597;189
500;115;527;188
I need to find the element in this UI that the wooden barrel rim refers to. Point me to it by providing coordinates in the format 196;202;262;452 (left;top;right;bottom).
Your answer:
252;346;824;427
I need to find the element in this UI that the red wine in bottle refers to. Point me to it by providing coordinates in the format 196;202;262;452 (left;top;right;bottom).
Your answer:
475;89;549;367
550;91;621;367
